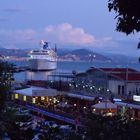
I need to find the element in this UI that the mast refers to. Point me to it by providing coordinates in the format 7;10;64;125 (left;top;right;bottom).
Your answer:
54;43;57;53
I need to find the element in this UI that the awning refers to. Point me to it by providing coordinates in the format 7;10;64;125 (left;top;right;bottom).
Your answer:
67;93;95;101
115;102;140;110
14;86;59;97
92;102;117;109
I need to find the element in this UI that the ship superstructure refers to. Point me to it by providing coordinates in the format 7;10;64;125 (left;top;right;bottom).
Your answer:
28;40;57;71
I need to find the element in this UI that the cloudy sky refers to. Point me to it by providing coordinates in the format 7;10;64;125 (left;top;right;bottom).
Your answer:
0;0;139;56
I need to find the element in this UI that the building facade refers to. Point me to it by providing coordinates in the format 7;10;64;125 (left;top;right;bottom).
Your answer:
70;67;140;99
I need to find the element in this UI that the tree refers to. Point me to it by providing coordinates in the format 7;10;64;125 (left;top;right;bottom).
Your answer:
108;0;140;35
0;59;14;112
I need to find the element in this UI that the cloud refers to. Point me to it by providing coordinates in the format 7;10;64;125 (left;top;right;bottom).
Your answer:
45;23;96;45
0;29;37;48
0;23;118;49
95;37;118;48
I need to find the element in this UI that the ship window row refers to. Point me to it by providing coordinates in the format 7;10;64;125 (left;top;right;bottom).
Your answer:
30;55;54;59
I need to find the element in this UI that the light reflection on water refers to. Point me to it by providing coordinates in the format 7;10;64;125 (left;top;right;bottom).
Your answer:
13;61;140;82
14;71;55;82
26;71;53;81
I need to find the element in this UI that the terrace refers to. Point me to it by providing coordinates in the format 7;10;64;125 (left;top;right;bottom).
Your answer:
12;86;94;127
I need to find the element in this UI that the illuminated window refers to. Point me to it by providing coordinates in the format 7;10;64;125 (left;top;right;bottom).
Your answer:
41;96;45;100
15;94;18;99
32;98;36;103
23;96;26;101
53;98;57;103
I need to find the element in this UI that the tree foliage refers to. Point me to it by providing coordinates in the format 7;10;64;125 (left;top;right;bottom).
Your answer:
86;114;140;140
0;60;14;111
108;0;140;35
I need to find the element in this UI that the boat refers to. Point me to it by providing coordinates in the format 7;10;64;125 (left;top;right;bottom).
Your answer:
28;40;57;71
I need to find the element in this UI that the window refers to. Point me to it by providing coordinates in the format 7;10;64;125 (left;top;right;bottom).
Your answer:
122;86;124;95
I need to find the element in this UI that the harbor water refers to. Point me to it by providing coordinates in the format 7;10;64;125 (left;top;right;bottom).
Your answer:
13;61;140;82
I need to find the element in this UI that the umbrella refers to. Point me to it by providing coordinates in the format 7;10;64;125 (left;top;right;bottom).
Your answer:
92;102;117;109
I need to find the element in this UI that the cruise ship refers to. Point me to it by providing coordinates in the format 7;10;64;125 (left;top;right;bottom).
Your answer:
28;40;57;71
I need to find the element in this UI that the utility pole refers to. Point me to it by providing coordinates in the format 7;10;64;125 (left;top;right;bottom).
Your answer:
125;67;128;98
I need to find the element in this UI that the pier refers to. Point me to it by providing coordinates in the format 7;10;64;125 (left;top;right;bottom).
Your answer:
13;66;29;72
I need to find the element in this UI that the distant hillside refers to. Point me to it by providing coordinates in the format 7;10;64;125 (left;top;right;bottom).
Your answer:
0;48;28;57
105;53;138;64
57;48;72;56
0;47;6;50
58;49;112;62
70;49;93;55
0;47;138;63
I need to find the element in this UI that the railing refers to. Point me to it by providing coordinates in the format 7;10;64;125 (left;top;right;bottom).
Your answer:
26;104;75;125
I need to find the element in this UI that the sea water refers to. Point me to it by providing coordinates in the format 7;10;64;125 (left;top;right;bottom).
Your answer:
13;61;140;82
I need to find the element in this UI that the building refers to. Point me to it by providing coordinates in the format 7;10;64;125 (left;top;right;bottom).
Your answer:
115;95;140;119
12;86;62;104
69;67;140;99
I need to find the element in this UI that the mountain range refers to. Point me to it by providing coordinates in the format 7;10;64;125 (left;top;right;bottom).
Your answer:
0;47;138;63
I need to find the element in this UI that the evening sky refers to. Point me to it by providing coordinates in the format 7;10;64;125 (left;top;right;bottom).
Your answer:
0;0;139;56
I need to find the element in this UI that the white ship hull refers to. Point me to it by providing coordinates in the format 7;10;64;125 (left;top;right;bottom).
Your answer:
28;40;57;71
29;59;57;71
